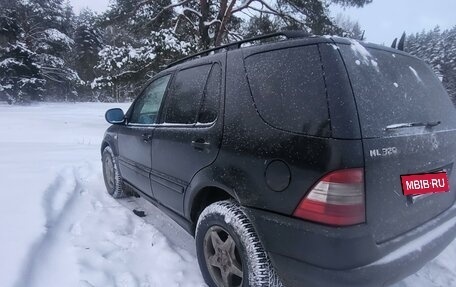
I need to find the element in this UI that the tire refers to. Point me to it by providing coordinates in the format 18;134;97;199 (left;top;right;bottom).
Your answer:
102;146;128;198
196;200;283;287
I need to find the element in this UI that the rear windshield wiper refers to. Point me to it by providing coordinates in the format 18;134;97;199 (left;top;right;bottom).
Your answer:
385;121;441;131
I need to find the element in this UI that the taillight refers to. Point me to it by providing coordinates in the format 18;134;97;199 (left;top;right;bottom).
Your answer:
293;168;365;226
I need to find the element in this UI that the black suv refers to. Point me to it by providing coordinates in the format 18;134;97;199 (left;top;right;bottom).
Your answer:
101;31;456;287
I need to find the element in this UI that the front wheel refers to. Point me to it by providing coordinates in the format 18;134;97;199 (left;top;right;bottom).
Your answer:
102;146;128;198
196;200;283;287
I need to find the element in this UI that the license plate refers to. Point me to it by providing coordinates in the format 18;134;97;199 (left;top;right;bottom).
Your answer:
401;172;449;196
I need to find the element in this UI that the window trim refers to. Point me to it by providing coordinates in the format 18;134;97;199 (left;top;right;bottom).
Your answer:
195;62;222;125
156;61;222;128
125;72;174;127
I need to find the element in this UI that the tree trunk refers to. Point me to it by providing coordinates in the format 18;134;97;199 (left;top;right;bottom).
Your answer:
199;0;210;49
215;0;236;47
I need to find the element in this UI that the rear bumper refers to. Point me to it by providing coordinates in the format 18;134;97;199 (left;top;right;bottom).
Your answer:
244;204;456;287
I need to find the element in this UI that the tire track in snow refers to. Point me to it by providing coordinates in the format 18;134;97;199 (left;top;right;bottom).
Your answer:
14;167;83;287
13;161;205;287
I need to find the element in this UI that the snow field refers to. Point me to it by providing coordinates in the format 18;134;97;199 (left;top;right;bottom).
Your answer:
0;103;205;287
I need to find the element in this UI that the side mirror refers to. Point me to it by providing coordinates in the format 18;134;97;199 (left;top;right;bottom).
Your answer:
105;108;125;124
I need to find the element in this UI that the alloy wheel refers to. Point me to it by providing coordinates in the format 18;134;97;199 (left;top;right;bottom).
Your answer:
203;225;244;287
103;154;115;191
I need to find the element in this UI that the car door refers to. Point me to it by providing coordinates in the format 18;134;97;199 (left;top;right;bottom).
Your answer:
117;74;172;197
151;60;224;214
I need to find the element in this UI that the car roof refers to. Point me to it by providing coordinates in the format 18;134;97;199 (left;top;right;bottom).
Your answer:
161;32;415;75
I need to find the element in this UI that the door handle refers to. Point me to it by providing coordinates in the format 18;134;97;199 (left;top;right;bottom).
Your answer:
142;133;153;143
191;139;210;150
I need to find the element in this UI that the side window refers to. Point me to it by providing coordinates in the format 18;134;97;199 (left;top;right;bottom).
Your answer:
162;65;212;124
129;75;171;124
197;63;222;123
244;45;330;137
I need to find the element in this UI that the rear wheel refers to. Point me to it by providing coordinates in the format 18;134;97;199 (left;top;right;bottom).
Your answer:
196;200;283;287
102;146;128;198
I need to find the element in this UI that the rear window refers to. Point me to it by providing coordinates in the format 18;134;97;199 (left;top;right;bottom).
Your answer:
244;45;330;137
339;42;456;138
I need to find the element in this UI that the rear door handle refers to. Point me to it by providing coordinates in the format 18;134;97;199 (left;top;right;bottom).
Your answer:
142;133;153;143
191;139;210;150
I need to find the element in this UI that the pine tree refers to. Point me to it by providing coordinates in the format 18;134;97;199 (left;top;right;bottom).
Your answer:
101;0;373;50
0;43;46;103
0;1;45;103
2;0;375;103
404;26;456;103
73;9;102;101
92;28;192;102
14;0;80;101
441;27;456;102
243;15;281;38
91;0;192;102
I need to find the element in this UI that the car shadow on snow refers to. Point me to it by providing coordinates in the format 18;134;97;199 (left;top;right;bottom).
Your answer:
116;196;197;257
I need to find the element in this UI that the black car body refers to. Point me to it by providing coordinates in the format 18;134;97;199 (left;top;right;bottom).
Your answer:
101;32;456;287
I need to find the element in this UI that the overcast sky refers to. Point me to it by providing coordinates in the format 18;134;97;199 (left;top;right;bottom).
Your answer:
332;0;456;44
70;0;455;45
70;0;110;14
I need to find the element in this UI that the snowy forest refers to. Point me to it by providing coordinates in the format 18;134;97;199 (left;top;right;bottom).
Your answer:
0;0;455;104
405;28;456;103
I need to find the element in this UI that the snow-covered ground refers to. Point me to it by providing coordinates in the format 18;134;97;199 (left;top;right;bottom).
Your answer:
0;102;454;287
0;103;205;287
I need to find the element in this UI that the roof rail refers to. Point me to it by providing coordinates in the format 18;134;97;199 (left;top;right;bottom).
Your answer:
167;30;311;68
